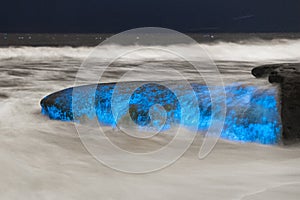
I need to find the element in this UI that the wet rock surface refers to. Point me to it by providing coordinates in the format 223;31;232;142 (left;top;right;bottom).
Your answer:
252;63;300;143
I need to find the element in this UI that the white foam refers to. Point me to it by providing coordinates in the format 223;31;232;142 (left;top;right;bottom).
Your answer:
1;39;300;62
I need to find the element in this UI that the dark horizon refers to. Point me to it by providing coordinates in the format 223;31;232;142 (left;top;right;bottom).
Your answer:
2;32;300;47
1;0;300;33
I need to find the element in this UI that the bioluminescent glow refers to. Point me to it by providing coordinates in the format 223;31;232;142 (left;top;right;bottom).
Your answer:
40;82;281;144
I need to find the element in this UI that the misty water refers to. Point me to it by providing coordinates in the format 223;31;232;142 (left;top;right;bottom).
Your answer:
0;38;300;199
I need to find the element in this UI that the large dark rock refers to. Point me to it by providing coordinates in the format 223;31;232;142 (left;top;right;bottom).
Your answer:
252;63;300;144
251;64;281;78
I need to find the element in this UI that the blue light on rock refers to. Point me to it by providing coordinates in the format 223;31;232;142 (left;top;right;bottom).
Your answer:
40;82;281;144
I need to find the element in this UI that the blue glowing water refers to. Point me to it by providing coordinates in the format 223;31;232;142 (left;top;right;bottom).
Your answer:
40;82;281;144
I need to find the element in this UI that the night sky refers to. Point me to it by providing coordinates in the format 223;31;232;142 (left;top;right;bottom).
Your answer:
1;0;300;33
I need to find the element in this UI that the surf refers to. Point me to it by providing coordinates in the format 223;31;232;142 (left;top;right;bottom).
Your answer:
40;81;281;144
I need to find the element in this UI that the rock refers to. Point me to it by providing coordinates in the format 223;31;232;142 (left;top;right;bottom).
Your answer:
251;63;300;78
252;63;300;144
268;64;300;84
251;64;281;78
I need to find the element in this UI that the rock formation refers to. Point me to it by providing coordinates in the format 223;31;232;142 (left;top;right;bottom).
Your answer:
252;63;300;144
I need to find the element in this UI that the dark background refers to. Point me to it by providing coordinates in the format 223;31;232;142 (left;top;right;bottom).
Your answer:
1;0;300;33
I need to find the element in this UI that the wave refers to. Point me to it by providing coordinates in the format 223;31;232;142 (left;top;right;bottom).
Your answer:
40;82;281;144
0;46;92;60
1;39;300;63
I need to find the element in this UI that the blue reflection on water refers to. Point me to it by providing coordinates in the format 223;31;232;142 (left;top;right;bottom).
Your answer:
41;82;281;144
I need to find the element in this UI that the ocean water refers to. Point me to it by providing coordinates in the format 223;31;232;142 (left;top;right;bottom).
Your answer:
0;36;300;199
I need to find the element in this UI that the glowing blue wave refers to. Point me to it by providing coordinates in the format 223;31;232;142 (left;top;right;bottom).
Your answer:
41;82;281;144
